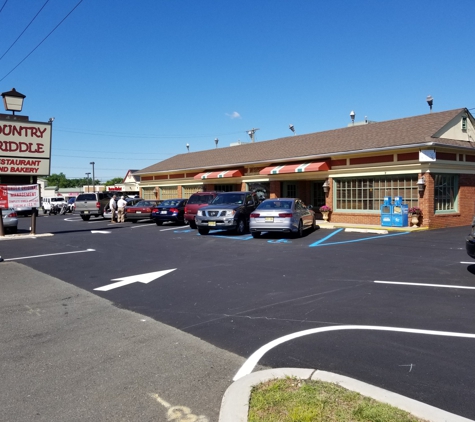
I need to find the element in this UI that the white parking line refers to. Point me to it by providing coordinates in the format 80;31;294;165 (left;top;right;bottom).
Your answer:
461;261;475;265
4;249;95;261
233;325;475;381
160;226;186;231
130;223;155;229
374;280;475;290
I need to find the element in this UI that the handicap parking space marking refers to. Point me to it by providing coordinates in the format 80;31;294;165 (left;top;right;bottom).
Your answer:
267;238;292;244
375;280;475;290
233;324;475;381
309;228;409;247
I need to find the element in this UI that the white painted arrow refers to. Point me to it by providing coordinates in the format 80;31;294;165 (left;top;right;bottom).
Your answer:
94;269;176;291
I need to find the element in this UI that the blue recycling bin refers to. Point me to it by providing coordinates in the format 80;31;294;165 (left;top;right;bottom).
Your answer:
391;196;408;227
380;196;392;227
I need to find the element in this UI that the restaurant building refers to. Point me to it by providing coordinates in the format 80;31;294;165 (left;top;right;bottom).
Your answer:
134;108;475;229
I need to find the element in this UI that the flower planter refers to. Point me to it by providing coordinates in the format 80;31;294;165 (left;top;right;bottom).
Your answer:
411;214;420;227
322;211;329;221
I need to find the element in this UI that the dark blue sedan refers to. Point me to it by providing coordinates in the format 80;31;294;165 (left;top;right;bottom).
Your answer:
152;199;188;226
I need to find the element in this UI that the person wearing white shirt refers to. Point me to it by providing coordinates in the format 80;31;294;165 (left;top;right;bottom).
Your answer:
117;195;127;223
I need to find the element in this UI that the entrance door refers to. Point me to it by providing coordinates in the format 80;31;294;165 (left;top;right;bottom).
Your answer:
312;182;325;217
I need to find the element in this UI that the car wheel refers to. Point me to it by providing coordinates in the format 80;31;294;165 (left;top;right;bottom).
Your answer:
156;221;163;226
9;226;18;234
294;220;303;238
183;218;189;226
252;231;261;238
312;217;317;231
43;208;47;214
235;219;246;235
198;228;209;235
189;220;197;229
81;215;91;221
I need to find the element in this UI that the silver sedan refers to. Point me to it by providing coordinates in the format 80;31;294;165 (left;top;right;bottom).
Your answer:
249;198;316;238
1;208;19;234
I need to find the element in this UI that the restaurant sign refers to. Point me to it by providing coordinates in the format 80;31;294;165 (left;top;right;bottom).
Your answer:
0;119;52;175
0;184;40;208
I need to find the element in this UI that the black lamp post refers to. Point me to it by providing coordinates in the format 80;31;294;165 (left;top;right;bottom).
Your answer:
1;88;26;115
426;95;433;113
90;162;95;192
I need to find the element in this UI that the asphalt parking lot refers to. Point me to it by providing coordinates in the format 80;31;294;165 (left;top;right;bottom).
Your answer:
2;214;475;420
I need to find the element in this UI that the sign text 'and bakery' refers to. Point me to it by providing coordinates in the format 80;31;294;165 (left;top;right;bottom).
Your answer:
0;120;52;175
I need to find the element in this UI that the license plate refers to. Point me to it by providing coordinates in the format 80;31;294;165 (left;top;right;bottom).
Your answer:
84;211;89;214
208;221;216;227
136;211;141;213
265;217;274;222
161;211;167;214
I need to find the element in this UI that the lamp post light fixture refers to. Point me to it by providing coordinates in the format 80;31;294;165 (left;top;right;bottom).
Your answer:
85;172;91;193
90;162;95;192
215;138;219;148
322;178;330;194
1;88;26;115
246;128;259;143
426;95;433;113
289;124;296;135
186;143;190;152
417;176;426;193
350;110;355;125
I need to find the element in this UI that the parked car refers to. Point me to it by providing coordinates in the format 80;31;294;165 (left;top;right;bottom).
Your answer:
466;217;475;258
184;191;218;229
13;206;38;217
1;209;18;234
195;191;260;235
42;197;66;214
125;200;161;223
249;198;316;238
74;192;116;221
67;197;76;213
151;198;188;225
103;197;143;220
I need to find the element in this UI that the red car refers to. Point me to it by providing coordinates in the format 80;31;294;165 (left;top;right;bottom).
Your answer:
125;200;161;223
184;191;218;229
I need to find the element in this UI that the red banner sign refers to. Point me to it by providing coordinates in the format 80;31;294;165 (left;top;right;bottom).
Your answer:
0;184;40;208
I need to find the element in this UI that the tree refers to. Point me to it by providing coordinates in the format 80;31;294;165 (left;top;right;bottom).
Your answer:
104;177;123;186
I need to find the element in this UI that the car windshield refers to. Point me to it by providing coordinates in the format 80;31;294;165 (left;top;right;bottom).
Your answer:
211;193;245;205
187;194;214;205
161;200;181;206
134;200;158;207
258;200;293;210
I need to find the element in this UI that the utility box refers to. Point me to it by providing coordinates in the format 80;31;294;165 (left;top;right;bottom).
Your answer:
380;196;392;227
392;196;409;227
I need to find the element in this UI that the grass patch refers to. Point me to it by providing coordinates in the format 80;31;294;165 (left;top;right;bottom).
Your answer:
248;377;429;422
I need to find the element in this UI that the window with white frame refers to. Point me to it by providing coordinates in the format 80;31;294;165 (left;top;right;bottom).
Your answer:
335;176;418;211
434;174;457;212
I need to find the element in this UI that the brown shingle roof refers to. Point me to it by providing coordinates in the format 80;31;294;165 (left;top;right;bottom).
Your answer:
136;108;467;174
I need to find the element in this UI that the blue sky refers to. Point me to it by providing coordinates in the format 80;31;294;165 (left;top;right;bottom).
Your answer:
1;0;474;182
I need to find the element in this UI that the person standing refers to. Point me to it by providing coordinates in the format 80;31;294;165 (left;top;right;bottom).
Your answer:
109;195;117;223
117;195;127;223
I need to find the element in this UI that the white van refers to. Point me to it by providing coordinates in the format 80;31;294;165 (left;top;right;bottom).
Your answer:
42;197;66;213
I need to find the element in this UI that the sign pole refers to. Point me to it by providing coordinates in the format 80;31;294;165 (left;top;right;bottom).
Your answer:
30;207;37;234
0;208;4;237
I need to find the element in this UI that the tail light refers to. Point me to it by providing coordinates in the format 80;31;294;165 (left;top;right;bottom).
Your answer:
185;207;189;213
152;208;159;213
170;208;178;213
250;213;260;218
278;213;293;218
95;202;100;209
7;211;17;217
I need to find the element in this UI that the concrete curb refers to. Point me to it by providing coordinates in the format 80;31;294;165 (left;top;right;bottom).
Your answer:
0;233;54;241
219;368;474;422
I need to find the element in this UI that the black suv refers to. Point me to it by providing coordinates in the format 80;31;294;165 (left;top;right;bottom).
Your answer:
195;191;260;235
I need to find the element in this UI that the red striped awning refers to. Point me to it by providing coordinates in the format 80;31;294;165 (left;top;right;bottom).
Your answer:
194;169;243;180
259;161;330;175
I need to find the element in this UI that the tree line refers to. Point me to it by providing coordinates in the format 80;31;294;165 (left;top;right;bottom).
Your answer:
44;173;123;188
